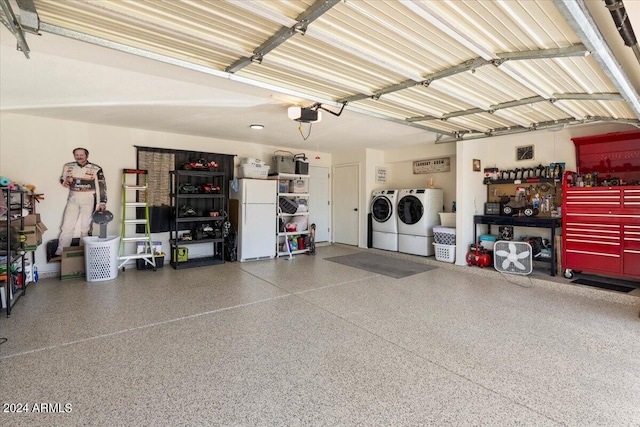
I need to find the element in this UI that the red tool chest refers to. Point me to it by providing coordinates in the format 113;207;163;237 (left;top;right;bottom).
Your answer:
562;130;640;280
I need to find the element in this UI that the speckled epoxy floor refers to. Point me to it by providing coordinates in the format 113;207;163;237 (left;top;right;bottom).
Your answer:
1;244;639;426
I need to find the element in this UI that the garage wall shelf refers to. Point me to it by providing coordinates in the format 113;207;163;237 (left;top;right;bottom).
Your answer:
1;188;31;317
169;170;227;269
273;173;310;257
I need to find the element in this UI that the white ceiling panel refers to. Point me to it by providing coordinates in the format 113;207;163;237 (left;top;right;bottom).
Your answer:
1;0;637;145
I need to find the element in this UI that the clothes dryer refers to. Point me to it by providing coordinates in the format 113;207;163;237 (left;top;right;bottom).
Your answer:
370;189;399;251
397;188;443;256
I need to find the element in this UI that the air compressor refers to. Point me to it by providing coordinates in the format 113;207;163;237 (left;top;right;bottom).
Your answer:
466;242;492;268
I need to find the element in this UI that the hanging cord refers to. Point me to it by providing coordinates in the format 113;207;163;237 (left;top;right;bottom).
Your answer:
298;122;313;141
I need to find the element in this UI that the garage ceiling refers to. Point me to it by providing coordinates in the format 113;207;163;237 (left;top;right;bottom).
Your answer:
2;0;639;147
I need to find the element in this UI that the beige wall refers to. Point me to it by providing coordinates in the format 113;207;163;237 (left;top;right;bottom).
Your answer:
2;111;632;273
0;112;331;274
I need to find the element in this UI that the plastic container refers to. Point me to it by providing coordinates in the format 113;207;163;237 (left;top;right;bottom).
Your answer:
439;212;456;227
278;179;290;193
279;197;298;214
83;236;120;282
289;179;308;193
272;151;295;174
433;226;456;245
294;153;309;175
479;234;498;251
238;164;270;179
136;254;165;270
240;157;265;166
433;243;456;263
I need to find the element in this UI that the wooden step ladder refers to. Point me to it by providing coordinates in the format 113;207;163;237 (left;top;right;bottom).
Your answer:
118;169;156;270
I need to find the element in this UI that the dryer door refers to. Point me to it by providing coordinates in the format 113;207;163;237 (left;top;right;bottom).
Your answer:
371;196;393;223
397;195;424;225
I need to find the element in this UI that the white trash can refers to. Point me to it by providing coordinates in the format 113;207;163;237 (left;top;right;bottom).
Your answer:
83;236;120;282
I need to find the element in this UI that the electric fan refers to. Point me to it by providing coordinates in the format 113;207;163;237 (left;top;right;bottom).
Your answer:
493;241;533;275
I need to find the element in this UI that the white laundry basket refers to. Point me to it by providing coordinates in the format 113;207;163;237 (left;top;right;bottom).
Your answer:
83;236;120;282
433;243;456;263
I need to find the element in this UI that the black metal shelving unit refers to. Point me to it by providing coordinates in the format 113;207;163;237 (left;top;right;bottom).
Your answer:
1;188;28;317
169;170;227;269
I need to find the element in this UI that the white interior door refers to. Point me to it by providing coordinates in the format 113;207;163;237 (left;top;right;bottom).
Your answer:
332;164;359;246
309;166;330;242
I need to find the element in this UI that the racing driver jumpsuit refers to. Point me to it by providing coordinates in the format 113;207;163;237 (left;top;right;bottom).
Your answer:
55;161;107;255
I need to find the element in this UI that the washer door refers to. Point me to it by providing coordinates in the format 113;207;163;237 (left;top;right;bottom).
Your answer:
371;196;393;223
397;195;424;225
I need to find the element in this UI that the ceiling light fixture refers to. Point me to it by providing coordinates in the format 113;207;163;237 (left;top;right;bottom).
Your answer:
249;124;264;130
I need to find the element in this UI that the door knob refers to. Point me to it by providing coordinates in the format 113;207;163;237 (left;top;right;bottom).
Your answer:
353;208;358;211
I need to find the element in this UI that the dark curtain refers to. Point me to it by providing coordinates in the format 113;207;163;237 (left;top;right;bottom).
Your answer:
136;146;235;233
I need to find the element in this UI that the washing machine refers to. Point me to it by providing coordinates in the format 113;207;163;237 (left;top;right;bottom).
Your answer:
397;188;443;256
370;189;399;251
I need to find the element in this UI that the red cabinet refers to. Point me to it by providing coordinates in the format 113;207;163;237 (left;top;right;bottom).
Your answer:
562;182;640;280
563;131;640;280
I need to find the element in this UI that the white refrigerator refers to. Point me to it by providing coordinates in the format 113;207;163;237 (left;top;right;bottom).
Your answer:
229;179;276;262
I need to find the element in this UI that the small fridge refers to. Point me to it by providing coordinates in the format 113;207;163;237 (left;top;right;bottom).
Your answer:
229;179;276;261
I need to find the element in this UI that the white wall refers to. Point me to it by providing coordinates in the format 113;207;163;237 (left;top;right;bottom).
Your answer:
385;143;457;213
453;123;635;266
2;111;632;273
0;112;331;274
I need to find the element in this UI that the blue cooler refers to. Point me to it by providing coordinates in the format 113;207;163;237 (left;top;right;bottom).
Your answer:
479;234;498;250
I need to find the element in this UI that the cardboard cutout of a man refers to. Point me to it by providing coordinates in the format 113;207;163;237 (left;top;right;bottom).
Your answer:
55;147;107;256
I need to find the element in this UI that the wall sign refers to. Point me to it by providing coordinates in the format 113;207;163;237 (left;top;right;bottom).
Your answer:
413;157;450;174
375;166;387;183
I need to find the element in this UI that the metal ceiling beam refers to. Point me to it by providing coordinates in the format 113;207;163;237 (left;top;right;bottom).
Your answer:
554;0;640;119
553;92;623;101
225;0;340;73
435;116;640;143
0;0;30;58
15;0;39;33
340;45;589;104
407;93;622;123
496;44;589;62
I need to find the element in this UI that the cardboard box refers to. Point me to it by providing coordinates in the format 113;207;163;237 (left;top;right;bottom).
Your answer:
12;214;48;250
61;246;85;280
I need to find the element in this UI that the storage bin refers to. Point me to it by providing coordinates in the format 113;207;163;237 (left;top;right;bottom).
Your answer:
238;163;270;179
272;151;295;174
279;197;298;214
277;179;289;193
136;254;165;270
240;157;265;166
479;234;498;250
434;243;456;263
83;236;120;282
439;212;456;227
294;154;309;175
289;179;308;193
433;226;456;245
